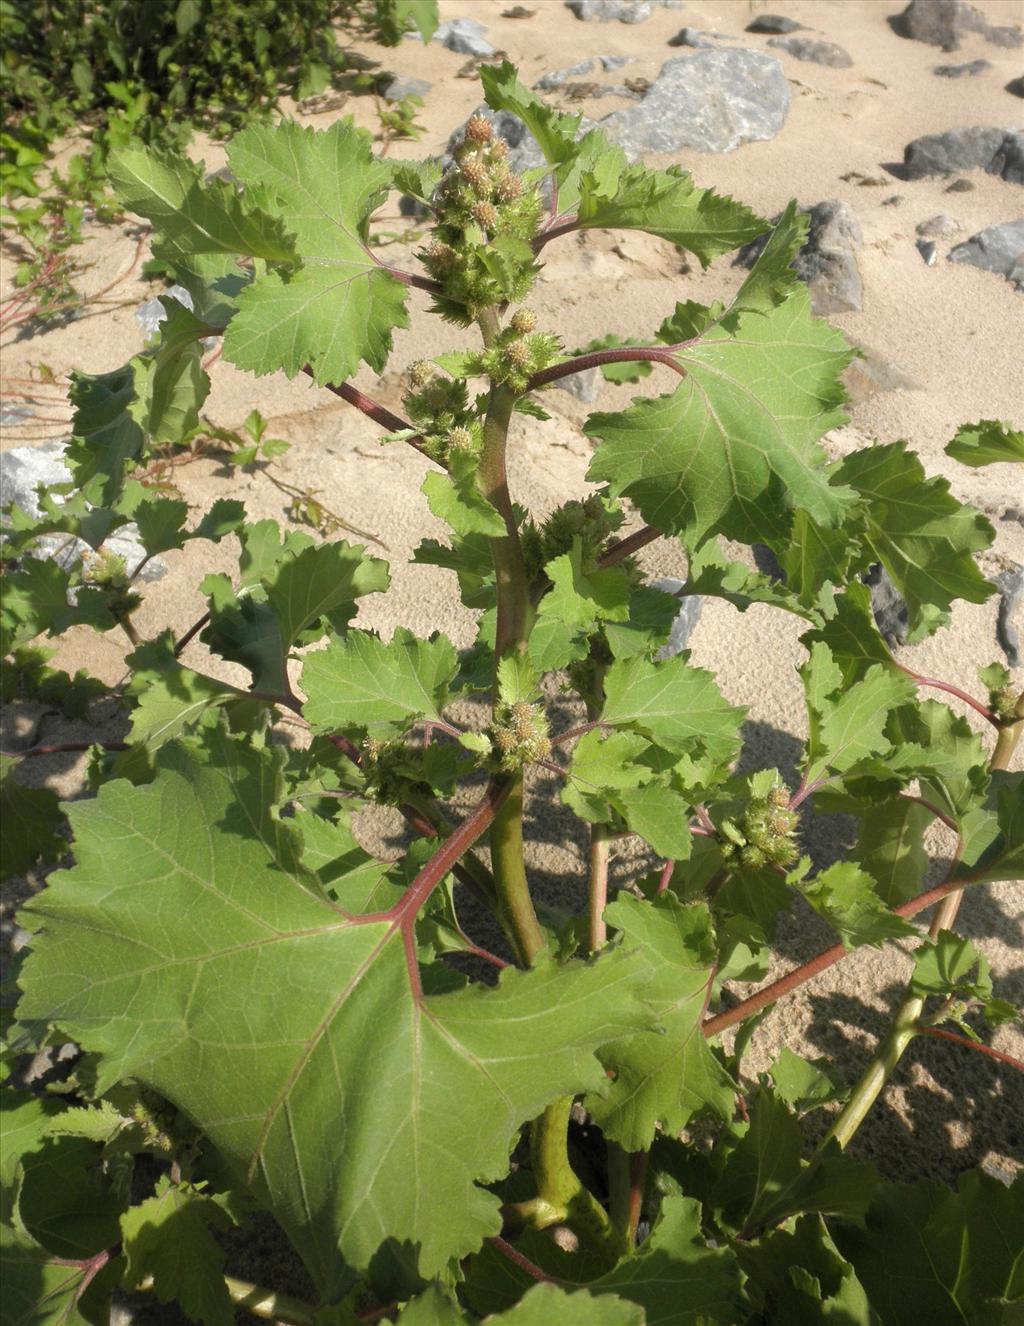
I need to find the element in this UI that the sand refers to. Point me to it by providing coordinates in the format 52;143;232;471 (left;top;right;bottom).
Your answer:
2;0;1022;1184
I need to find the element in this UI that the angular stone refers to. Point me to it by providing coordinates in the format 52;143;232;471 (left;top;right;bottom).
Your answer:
945;177;975;191
994;565;1023;667
434;17;494;56
863;565;908;647
599;49;790;155
554;367;602;403
746;14;803;34
650;579;702;659
767;35;853;68
947;219;1024;288
916;238;938;265
734;199;862;314
667;27;719;48
1008;75;1024;97
1;443;167;582
915;213;962;237
383;76;431;101
566;0;652;21
902;127;1024;182
535;58;596;90
933;57;992;76
891;0;1021;52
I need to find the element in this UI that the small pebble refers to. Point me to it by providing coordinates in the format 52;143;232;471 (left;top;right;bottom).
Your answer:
945;177;976;192
882;194;904;206
916;238;937;265
915;213;962;237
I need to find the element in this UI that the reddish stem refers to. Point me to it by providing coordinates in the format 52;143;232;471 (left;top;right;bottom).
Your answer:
489;1236;556;1283
528;345;684;392
898;665;997;727
899;792;959;835
173;611;211;657
596;525;664;569
916;1025;1024;1072
1;741;128;759
551;719;604;747
702;874;994;1038
656;860;676;893
307;371;429;456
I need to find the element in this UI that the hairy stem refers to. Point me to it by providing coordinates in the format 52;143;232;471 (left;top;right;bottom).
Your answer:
491;776;546;965
597;524;664;569
528;345;685;392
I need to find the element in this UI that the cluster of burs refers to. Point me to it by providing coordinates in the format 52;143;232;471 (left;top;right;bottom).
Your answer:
720;783;800;871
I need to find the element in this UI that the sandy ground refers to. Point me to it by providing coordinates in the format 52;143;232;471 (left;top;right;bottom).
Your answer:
2;0;1023;1185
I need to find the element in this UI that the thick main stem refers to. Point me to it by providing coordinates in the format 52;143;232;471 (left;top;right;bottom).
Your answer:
820;695;1023;1152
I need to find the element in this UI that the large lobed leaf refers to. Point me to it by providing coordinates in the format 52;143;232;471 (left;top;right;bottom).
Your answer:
586;213;856;547
16;733;654;1295
222;119;409;385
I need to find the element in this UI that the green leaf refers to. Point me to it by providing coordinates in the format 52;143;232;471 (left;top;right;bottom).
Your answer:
800;644;916;785
601;653;745;768
953;771;1024;884
108;144;297;265
591;1194;742;1325
800;582;894;687
1;1220;95;1326
683;538;822;621
587;894;733;1148
602;584;679;660
17;736;654;1291
374;0;439;45
577;161;766;268
388;157;443;207
837;1170;1024;1326
573;335;653;385
767;1047;845;1113
537;538;630;631
777;507;858;609
223;119;409;384
0;756;65;882
120;1178;233;1326
715;1092;877;1234
909;930;995;1005
586;284;855;546
853;797;933;907
945;418;1024;468
302;628;458;736
203;538;388;695
121;636;244;753
834;441;994;642
795;862;916;949
421;453;504;537
736;1213;873;1326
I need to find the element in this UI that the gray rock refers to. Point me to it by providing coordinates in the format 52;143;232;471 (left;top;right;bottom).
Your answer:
916;238;938;264
842;342;922;402
434;17;494;56
1008;75;1024;97
383;76;431;101
767;35;854;68
945;176;975;191
746;14;804;34
994;564;1023;666
650;579;702;658
947;219;1024;288
1;443;167;582
567;0;652;21
915;213;962;237
601;54;632;69
734;199;862;314
535;58;596;90
902;127;1024;182
134;284;194;339
668;27;718;48
599;49;790;155
892;0;1021;52
934;57;992;76
864;565;908;647
882;194;904;205
555;367;602;403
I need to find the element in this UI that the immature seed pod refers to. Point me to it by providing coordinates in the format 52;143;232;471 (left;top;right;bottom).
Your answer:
447;425;473;451
503;339;531;369
471;200;498;230
510;309;536;334
492;726;518;753
464;114;493;144
460;156;489;189
408;360;434;388
489;138;508;161
495;174;522;202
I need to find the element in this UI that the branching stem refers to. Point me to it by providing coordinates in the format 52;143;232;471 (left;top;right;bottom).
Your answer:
916;1025;1024;1071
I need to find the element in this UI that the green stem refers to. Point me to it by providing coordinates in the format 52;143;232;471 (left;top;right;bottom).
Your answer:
491;775;545;966
820;696;1023;1153
522;1098;618;1259
588;822;611;952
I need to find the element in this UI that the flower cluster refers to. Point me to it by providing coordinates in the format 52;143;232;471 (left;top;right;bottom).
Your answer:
402;361;483;465
487;698;551;774
420;114;542;323
720;782;799;870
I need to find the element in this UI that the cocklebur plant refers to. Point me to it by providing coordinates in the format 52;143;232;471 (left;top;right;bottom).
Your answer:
2;63;1023;1326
